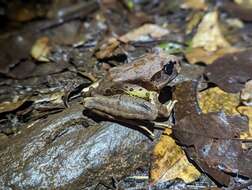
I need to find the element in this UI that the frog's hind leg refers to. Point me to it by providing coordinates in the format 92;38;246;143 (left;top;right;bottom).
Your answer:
83;108;155;139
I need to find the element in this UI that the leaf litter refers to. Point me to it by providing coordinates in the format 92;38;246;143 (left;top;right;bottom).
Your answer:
1;1;252;189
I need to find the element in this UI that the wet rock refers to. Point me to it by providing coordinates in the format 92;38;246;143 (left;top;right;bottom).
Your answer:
0;104;153;189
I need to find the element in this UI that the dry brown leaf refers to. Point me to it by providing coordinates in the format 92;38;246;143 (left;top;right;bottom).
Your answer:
198;87;240;115
150;128;200;184
173;112;249;185
31;37;51;62
119;24;169;43
185;47;240;64
181;0;208;10
191;11;230;52
95;37;120;59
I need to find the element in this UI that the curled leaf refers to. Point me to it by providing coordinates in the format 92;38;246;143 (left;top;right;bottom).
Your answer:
119;24;169;43
181;0;208;10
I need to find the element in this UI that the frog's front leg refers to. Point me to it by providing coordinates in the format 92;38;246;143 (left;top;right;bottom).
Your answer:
149;91;177;118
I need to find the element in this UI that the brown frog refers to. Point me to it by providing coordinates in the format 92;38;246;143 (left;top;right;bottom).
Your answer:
82;51;181;124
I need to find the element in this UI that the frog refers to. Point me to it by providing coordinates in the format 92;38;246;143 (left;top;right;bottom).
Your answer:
81;51;181;133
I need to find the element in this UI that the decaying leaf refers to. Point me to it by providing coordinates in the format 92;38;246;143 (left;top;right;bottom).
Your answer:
237;106;252;140
31;37;51;62
150;128;200;184
173;112;250;185
173;81;199;121
95;37;120;59
181;0;208;10
198;87;240;115
185;47;240;64
119;24;169;43
0;97;28;114
173;82;252;185
95;24;169;59
205;49;252;93
191;11;230;52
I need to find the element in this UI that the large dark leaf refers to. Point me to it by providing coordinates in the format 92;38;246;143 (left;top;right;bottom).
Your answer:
205;49;252;93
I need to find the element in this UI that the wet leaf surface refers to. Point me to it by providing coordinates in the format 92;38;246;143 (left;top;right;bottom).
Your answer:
173;111;250;185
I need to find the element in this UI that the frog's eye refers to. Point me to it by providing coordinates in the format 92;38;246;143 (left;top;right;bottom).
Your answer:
164;60;176;75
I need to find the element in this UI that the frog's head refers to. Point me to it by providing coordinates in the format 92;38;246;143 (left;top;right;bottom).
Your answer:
108;52;181;91
150;54;181;90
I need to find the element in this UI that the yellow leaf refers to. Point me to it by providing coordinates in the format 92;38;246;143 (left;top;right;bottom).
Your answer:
181;0;208;10
191;11;230;52
237;106;252;140
31;37;51;62
150;128;200;184
185;47;240;64
198;87;240;115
